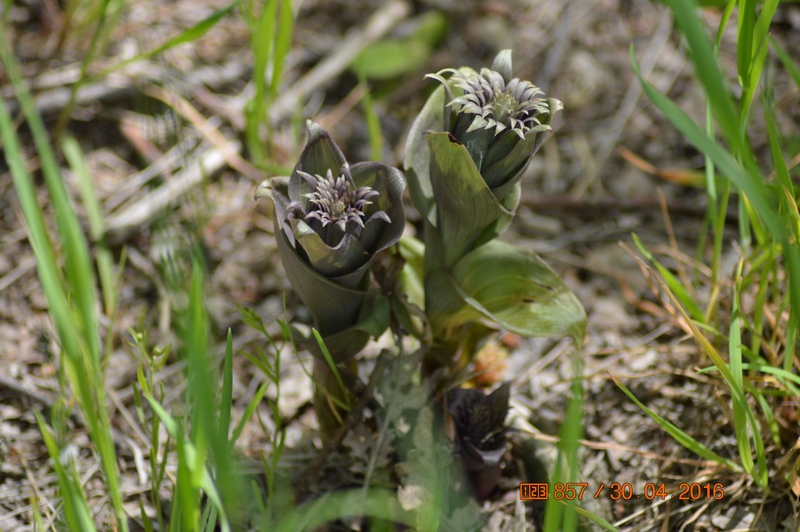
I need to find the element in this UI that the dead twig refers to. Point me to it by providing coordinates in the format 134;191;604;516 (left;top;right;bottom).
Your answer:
145;85;263;182
521;196;739;223
0;373;61;414
572;9;675;198
2;61;249;116
103;140;235;244
268;1;411;124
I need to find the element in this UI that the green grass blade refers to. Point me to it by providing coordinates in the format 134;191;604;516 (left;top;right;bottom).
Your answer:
53;0;122;141
270;0;294;100
753;388;781;446
738;32;769;130
543;356;584;532
220;329;234;445
145;392;205;530
613;377;741;471
273;489;415;532
200;467;230;532
151;1;238;57
360;76;384;161
753;0;779;60
1;37;127;530
242;346;277;382
631;234;704;321
764;95;794;197
145;394;182;438
573;505;618;531
715;0;737;49
772;39;800;89
230;382;268;448
35;412;97;531
630;46;783;241
246;0;278;166
312;328;349;407
62;136;117;316
785;314;798;373
729;271;756;476
665;0;741;156
709;363;800;392
649;265;767;485
737;0;756;87
100;0;239;77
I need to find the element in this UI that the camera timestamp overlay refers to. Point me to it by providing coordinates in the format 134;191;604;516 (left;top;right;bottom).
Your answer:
519;482;725;501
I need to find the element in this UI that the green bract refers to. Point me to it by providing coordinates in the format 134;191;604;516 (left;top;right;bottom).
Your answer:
405;49;562;223
256;121;405;342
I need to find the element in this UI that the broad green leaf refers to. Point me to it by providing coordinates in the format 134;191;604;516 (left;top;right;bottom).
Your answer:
353;39;430;80
399;234;425;310
349;161;407;254
427;132;515;267
428;240;586;343
289;121;348;210
351;11;446;80
292;221;369;277
404;85;443;223
471;181;521;251
295;294;389;363
274;216;369;335
412;10;448;47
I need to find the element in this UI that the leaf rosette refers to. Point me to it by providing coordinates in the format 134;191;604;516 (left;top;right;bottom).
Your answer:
256;121;405;346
